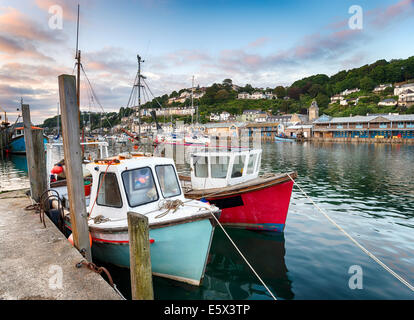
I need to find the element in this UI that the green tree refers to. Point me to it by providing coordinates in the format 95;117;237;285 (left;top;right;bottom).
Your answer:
274;86;286;98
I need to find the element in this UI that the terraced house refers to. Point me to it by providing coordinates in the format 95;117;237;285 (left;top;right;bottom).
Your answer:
313;114;414;140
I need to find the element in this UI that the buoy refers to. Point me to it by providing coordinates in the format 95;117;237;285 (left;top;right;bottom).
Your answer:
51;165;63;174
68;232;92;247
133;145;138;150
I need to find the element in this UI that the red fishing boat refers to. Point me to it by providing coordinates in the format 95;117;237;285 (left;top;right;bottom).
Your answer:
180;149;297;232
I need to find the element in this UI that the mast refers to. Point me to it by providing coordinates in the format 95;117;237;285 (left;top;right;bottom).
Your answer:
57;102;60;135
136;55;145;142
75;4;81;114
191;75;194;126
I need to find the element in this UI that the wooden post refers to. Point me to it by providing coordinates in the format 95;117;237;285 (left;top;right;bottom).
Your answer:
127;212;154;300
22;104;36;200
31;129;47;203
58;74;92;262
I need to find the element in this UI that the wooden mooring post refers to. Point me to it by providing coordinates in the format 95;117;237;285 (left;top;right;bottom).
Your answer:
58;74;92;262
127;212;154;300
22;104;47;202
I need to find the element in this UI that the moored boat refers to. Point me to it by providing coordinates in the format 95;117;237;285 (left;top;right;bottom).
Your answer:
7;126;48;154
49;153;220;286
180;149;296;232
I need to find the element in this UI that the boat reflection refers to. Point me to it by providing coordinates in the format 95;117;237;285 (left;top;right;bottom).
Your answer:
202;228;294;300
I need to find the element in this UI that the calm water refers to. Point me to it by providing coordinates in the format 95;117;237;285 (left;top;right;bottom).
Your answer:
1;141;413;299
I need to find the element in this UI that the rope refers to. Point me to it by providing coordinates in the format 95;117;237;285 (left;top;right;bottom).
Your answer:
155;199;184;219
286;173;414;292
209;211;277;300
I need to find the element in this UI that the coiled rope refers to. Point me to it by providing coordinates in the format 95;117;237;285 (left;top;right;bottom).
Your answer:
286;173;414;293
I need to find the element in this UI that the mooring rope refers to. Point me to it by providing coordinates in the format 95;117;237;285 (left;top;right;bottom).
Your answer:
209;212;278;300
286;173;414;293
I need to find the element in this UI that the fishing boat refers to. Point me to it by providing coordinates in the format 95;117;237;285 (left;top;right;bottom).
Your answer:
7;126;48;154
180;148;296;232
49;153;220;286
275;134;296;142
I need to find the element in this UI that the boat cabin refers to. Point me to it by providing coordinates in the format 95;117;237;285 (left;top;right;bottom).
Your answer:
85;154;184;220
189;149;262;190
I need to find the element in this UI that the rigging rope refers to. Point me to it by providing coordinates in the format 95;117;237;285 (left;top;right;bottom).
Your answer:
286;173;414;293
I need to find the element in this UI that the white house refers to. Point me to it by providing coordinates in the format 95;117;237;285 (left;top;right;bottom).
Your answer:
251;92;266;99
394;83;414;96
238;92;251;99
378;98;398;107
220;111;231;121
209;113;220;121
342;88;360;96
373;84;392;92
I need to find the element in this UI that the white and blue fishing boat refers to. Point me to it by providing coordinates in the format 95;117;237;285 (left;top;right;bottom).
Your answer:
7;126;48;154
50;153;220;286
275;134;296;142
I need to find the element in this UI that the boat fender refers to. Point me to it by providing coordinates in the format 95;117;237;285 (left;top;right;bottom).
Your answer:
51;164;63;174
68;232;92;247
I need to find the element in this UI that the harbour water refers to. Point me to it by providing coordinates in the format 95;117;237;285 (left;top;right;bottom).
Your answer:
1;141;413;299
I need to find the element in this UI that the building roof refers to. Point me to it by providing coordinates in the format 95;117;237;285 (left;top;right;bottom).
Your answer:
204;122;246;129
315;114;414;124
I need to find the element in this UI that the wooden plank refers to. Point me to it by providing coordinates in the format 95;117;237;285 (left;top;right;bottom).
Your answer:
22;104;37;200
58;74;92;262
31;129;47;203
127;212;154;300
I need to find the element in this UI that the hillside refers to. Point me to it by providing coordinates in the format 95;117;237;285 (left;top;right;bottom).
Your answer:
41;55;414;130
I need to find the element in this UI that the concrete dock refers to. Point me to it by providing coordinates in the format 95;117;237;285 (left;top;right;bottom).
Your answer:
0;189;121;300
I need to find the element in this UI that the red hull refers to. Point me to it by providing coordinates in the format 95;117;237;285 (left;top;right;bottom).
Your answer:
207;180;294;232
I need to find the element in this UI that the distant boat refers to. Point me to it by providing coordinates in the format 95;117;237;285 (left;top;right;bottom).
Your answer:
7;126;48;154
275;135;296;142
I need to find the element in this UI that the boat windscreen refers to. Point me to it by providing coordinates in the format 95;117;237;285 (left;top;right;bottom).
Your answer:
193;156;209;178
246;153;257;175
155;165;181;198
231;155;246;178
210;156;230;179
122;167;159;207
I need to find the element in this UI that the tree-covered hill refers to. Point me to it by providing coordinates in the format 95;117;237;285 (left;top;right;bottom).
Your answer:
41;55;414;129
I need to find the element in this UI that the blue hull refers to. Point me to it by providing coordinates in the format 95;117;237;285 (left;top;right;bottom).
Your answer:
90;219;214;286
8;135;48;154
275;136;295;142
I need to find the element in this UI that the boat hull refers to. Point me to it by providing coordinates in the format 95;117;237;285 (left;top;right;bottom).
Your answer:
8;135;48;154
204;180;294;232
275;136;295;142
66;218;215;286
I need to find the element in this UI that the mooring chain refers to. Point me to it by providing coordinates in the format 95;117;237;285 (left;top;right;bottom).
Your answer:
76;260;114;287
76;260;126;300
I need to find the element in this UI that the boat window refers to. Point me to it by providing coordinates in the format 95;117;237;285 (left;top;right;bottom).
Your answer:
155;165;181;198
193;156;209;178
211;156;230;179
97;172;123;208
246;154;258;175
231;155;246;178
122;167;159;207
255;153;262;172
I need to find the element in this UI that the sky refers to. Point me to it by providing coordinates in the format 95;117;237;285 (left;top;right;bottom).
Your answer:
0;0;413;124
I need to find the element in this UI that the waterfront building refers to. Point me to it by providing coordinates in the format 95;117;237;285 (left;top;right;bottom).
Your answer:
313;114;414;139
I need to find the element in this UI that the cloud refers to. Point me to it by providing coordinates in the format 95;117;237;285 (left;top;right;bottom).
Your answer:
368;0;414;27
248;37;270;48
0;7;66;61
